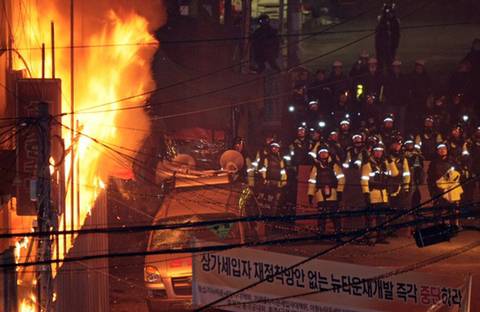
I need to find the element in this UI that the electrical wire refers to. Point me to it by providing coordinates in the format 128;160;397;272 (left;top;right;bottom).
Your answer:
54;0;435;117
194;147;473;311
2;21;471;51
58;2;381;116
0;211;475;269
214;238;480;310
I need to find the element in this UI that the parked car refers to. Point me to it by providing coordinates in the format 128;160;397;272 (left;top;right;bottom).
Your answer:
144;186;245;312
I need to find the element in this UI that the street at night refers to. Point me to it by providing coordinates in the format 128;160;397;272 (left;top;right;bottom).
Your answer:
1;0;480;311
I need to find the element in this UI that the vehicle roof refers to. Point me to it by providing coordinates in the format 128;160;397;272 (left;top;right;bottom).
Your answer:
153;185;241;222
153;212;239;225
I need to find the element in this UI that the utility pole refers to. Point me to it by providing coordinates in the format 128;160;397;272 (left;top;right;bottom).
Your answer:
287;0;301;68
36;102;53;312
70;0;75;242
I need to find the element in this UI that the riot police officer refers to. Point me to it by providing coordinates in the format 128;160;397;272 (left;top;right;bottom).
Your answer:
387;136;411;212
338;119;352;150
249;134;277;189
289;125;310;167
251;14;280;73
403;136;424;208
308;146;345;237
361;143;399;244
326;130;344;164
259;141;288;233
415;115;443;161
344;134;369;170
427;143;463;226
375;3;400;70
446;124;472;205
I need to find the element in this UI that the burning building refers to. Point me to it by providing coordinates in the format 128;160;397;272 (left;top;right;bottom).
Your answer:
0;0;166;310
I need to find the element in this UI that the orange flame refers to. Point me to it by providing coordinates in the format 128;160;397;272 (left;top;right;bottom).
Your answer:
10;0;160;276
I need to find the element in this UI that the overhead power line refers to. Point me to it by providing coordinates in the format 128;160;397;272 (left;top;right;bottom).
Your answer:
0;212;473;269
216;239;480;309
52;0;389;116
57;0;435;117
2;204;476;239
1;21;471;51
195;127;472;312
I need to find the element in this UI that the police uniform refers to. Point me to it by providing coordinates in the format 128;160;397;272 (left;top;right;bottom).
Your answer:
344;136;369;170
259;142;288;234
361;145;399;243
415;125;443;161
404;138;425;208
388;149;411;211
446;127;472;204
308;147;345;234
427;144;463;226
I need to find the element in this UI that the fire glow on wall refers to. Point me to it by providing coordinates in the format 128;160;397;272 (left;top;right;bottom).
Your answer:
9;0;166;310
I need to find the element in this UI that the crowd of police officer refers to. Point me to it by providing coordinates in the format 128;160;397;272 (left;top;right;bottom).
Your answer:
232;37;480;245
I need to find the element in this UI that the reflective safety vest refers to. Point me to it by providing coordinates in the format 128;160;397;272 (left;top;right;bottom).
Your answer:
344;147;368;169
436;167;463;202
260;154;287;187
389;154;411;196
308;159;345;202
361;158;399;204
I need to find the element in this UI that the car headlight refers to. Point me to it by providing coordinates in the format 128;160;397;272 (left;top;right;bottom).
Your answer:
145;265;163;283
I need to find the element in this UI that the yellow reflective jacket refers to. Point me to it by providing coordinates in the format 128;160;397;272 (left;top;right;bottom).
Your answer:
361;158;399;204
436;168;463;202
308;159;345;202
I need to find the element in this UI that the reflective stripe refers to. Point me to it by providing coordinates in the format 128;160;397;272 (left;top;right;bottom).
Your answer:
414;144;421;149
290;151;295;156
342;163;350;169
247;168;255;173
280;169;287;175
403;171;411;177
252;161;258;167
462;150;470;156
361;176;370;181
336;174;345;179
283;155;292;161
354;160;362;166
258;168;267;173
308;152;317;158
308;179;317;184
369;172;377;177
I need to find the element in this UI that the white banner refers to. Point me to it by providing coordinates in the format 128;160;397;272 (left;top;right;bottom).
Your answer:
193;247;471;312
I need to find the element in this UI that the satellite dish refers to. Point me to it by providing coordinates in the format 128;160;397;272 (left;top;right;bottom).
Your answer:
219;150;244;172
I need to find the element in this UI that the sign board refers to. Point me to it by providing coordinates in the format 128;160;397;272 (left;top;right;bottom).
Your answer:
16;79;61;215
193;247;471;312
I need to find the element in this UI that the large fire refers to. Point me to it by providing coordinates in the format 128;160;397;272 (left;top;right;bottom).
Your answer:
10;0;165;309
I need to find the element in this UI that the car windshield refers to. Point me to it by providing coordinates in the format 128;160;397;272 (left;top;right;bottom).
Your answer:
150;214;241;250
